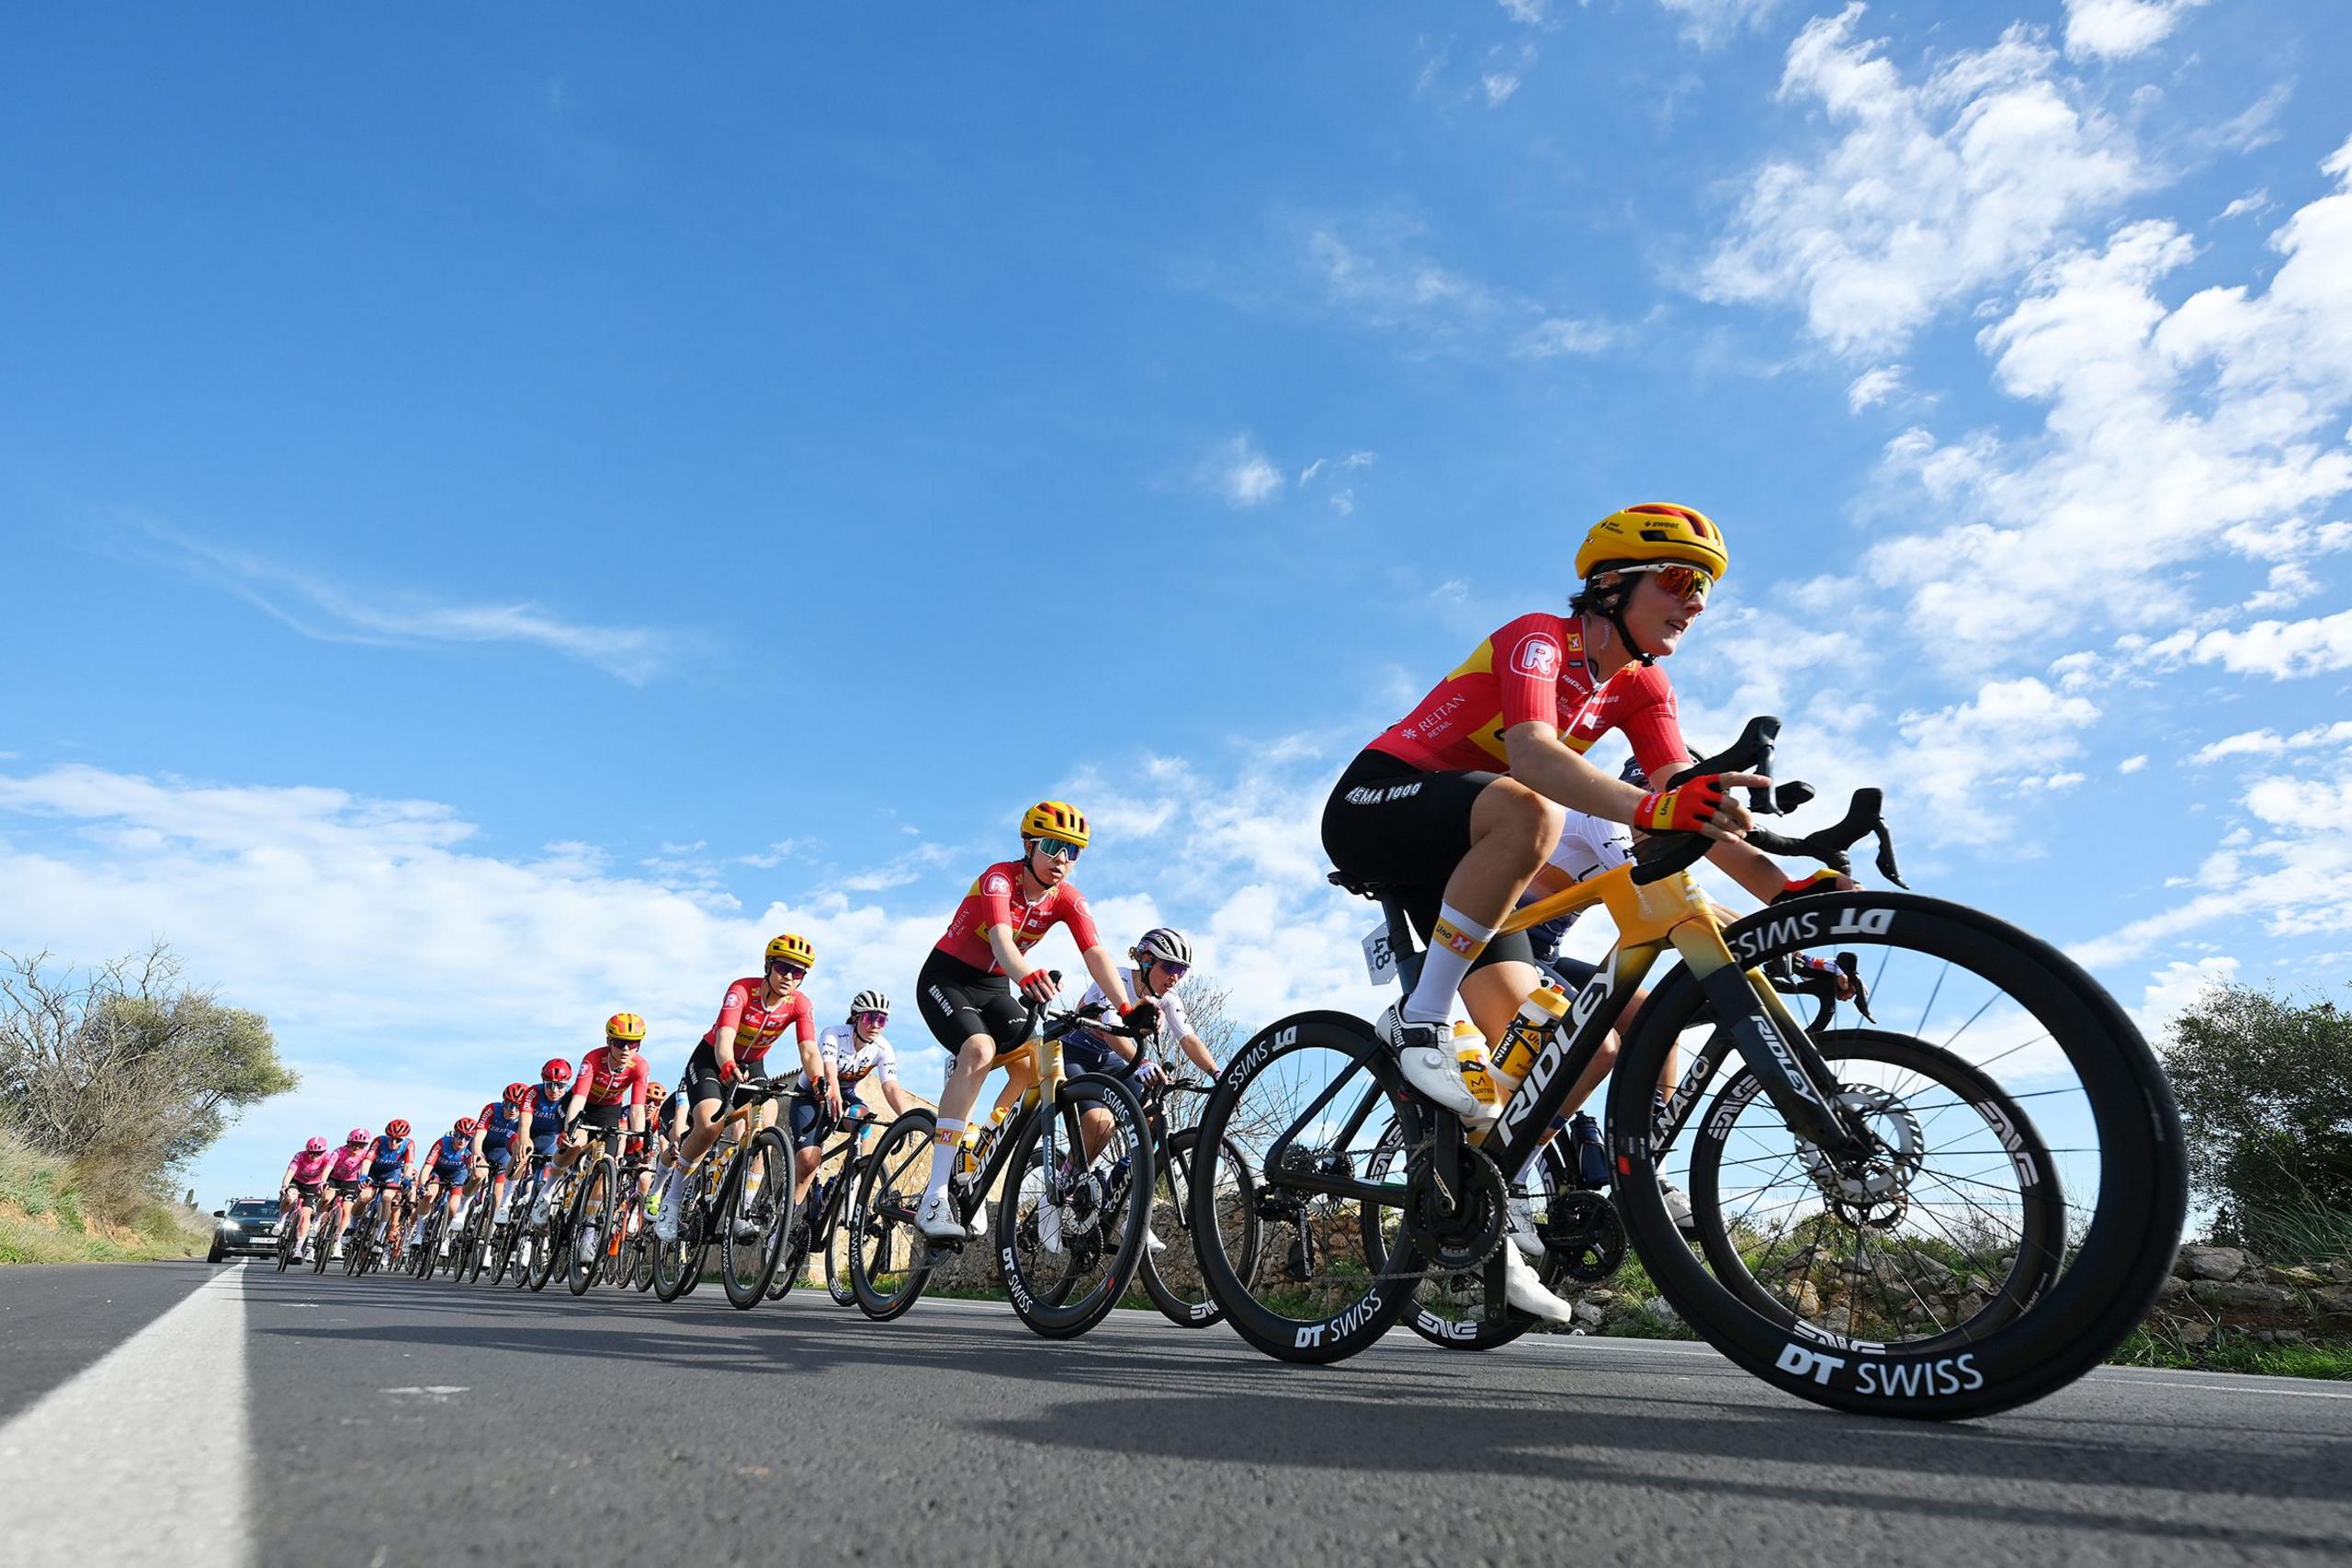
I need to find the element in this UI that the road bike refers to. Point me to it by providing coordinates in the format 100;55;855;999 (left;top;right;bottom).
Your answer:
849;985;1157;1339
757;1101;884;1303
649;1078;794;1307
492;1151;552;1287
1187;716;2187;1419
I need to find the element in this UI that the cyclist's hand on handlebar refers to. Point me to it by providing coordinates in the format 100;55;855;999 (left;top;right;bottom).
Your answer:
718;1056;741;1085
1120;998;1160;1037
826;1085;843;1120
1771;868;1857;904
1634;772;1769;840
1131;1057;1165;1091
1018;968;1059;1004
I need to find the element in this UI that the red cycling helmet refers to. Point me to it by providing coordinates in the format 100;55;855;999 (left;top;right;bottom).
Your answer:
455;1116;477;1136
345;1128;369;1145
385;1118;412;1138
304;1135;329;1154
542;1058;573;1085
503;1081;531;1106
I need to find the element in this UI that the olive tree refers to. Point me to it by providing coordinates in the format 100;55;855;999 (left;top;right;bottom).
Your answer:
0;944;298;1193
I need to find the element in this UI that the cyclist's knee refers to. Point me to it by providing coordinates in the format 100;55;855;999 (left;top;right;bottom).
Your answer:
1477;779;1564;863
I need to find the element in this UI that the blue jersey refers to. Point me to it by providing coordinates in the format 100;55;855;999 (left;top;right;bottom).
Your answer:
428;1134;470;1173
527;1084;567;1137
483;1101;524;1143
368;1134;412;1179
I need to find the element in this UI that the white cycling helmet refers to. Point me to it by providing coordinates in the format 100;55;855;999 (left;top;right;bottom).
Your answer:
1133;927;1193;966
849;988;890;1016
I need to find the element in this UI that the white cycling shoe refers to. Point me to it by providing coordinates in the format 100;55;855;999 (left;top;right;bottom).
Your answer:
1500;1246;1577;1325
915;1190;967;1243
1660;1179;1696;1235
1145;1227;1168;1256
1505;1194;1545;1260
1376;1005;1496;1124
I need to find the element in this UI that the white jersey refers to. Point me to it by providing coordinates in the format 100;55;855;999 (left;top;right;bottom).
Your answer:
807;1024;899;1092
1077;965;1195;1062
1534;810;1634;931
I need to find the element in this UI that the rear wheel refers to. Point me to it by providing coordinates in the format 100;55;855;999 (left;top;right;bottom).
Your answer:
1137;1128;1258;1329
1610;891;2185;1420
850;1111;936;1321
1189;1012;1422;1365
527;1175;570;1292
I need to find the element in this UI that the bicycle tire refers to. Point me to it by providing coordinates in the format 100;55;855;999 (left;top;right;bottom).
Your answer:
568;1158;616;1296
1188;1010;1423;1365
849;1110;936;1321
996;1074;1155;1340
721;1128;793;1309
1137;1128;1256;1329
1608;890;2185;1420
526;1176;569;1292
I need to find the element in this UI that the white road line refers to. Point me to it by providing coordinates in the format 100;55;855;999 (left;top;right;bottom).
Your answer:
0;1265;250;1567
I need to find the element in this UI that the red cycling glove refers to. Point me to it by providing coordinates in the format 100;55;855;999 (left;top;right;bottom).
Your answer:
717;1057;740;1085
1634;774;1731;834
1018;969;1059;1004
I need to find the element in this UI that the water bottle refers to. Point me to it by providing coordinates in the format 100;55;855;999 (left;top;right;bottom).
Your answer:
1486;983;1570;1100
1570;1111;1609;1190
1451;1021;1499;1111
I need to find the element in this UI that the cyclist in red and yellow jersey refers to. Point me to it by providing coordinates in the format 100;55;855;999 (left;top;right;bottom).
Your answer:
1322;504;1813;1312
531;1013;650;1227
910;801;1153;1242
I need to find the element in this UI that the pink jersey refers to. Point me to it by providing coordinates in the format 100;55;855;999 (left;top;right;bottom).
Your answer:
327;1145;370;1181
287;1148;334;1185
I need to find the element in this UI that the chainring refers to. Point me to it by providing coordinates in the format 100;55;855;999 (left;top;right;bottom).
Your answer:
1402;1142;1507;1273
1544;1190;1628;1284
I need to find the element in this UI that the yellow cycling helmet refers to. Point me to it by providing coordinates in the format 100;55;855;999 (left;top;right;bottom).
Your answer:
1020;801;1090;846
1574;502;1729;582
605;1011;648;1043
764;932;816;970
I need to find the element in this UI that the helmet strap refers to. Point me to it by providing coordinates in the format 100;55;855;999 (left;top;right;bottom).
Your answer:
1585;582;1657;669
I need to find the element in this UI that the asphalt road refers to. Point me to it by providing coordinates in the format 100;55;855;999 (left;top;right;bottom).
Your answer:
3;1260;2348;1567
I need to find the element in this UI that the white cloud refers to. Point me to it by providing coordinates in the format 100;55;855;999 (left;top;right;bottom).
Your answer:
143;525;688;684
1847;365;1905;412
1863;136;2352;663
1892;677;2101;841
2219;188;2272;222
1498;0;1552;25
2061;0;2207;62
2187;720;2352;765
2118;753;2148;773
2134;953;2238;1038
1699;4;2151;357
1197;434;1283;507
1301;216;1512;353
2166;607;2352;678
1656;0;1782;49
1516;317;1616;358
1482;69;1524;107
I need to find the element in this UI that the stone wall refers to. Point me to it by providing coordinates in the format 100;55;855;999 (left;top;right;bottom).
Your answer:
2146;1244;2352;1348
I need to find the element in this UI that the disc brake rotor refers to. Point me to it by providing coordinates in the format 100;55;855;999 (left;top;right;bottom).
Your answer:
1798;1084;1924;1227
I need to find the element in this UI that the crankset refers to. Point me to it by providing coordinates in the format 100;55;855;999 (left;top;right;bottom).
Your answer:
1402;1141;1507;1273
1543;1190;1628;1284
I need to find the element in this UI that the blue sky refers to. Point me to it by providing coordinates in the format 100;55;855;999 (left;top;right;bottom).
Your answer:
4;0;2348;1202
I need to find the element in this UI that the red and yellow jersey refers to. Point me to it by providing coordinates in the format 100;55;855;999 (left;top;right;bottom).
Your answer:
703;979;815;1063
933;862;1102;976
1368;611;1690;779
573;1045;650;1109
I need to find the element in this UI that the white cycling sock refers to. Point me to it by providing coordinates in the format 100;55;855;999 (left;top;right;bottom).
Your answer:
923;1121;965;1200
1403;903;1495;1025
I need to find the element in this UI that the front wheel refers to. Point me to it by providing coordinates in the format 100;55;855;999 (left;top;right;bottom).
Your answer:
849;1110;937;1321
567;1158;617;1296
997;1076;1154;1340
720;1129;793;1309
1611;890;2186;1420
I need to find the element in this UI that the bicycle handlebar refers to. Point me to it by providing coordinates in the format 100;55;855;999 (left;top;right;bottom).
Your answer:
1634;715;1907;888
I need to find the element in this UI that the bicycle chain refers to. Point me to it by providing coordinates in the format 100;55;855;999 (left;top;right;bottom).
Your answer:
1277;1136;1510;1289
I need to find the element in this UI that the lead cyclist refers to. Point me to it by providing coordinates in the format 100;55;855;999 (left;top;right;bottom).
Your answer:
1320;502;1853;1320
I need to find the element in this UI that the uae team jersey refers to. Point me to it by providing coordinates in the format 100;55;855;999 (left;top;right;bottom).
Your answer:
1368;612;1690;780
805;1025;899;1093
572;1045;650;1108
933;862;1102;976
701;979;816;1064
